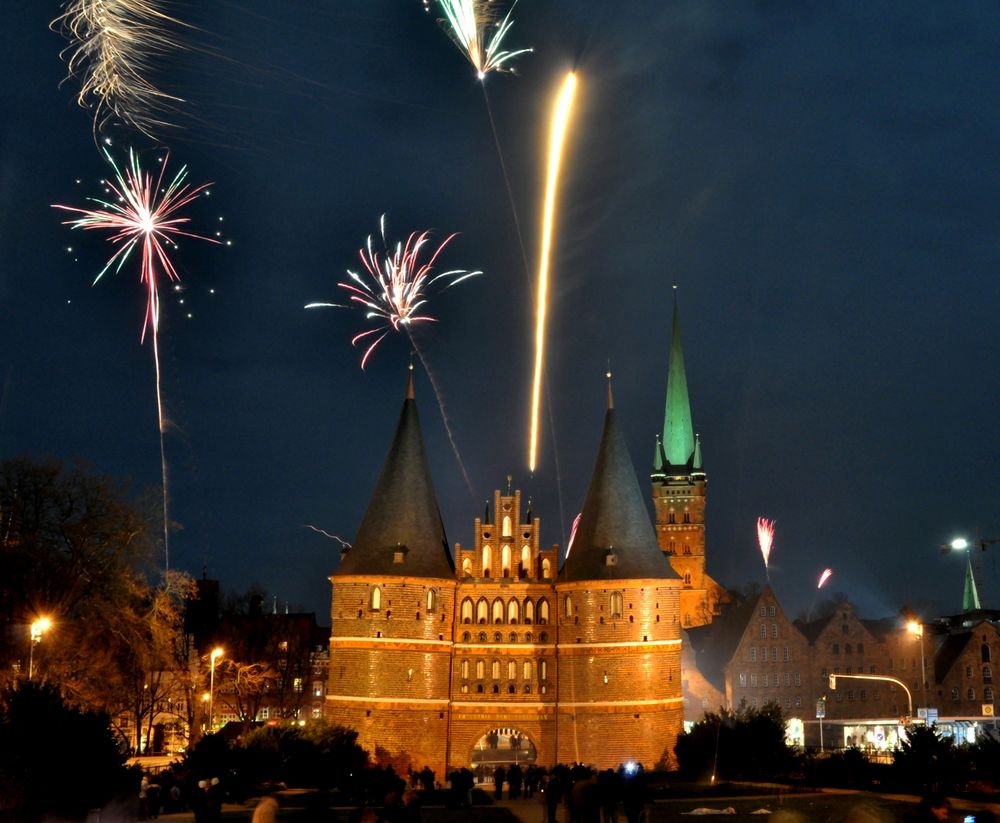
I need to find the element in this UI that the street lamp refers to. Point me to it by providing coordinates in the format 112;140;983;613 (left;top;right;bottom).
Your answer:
28;617;52;681
208;647;224;732
906;621;928;716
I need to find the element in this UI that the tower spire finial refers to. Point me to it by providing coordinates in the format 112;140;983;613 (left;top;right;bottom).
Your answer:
606;362;614;410
406;357;415;400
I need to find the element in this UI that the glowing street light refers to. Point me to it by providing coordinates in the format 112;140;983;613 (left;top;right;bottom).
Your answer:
907;620;928;714
208;647;224;732
28;617;52;681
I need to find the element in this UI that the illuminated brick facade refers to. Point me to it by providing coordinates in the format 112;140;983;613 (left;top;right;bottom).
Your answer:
326;373;683;775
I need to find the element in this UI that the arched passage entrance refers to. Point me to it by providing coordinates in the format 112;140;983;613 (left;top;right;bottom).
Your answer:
470;727;537;784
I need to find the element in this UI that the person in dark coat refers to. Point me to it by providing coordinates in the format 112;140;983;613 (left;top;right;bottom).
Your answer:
507;763;523;799
493;765;506;800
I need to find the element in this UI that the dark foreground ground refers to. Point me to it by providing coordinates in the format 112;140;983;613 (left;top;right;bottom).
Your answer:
151;789;1000;823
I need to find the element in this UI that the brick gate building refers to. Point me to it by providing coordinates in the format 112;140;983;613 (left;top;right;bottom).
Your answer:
325;369;684;776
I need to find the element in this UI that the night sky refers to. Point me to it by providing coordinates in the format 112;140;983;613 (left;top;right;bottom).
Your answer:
2;2;998;624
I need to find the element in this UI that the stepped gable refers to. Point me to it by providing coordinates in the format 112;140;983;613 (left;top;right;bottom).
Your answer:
333;369;454;579
562;385;679;582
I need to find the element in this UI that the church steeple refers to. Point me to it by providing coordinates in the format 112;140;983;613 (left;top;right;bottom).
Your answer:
963;557;981;612
333;369;453;579
658;288;697;472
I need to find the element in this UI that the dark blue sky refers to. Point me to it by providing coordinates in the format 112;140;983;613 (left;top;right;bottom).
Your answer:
2;1;998;623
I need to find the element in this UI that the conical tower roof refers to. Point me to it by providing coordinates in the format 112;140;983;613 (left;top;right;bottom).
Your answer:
659;291;697;471
563;383;679;582
334;369;454;579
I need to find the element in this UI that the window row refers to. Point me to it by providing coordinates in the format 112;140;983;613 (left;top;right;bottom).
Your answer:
748;646;790;663
459;658;549;681
368;587;437;612
460;597;550;625
759;624;779;639
953;686;994;702
463;547;552;580
822;666;877;677
563;593;625;620
738;672;801;688
830;642;865;655
746;696;803;709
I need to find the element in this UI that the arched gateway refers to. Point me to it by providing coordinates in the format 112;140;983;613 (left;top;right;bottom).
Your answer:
471;727;537;783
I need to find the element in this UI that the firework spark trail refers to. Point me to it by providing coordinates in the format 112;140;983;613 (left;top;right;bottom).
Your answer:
818;568;833;589
307;217;480;500
52;0;190;138
424;0;532;80
407;337;477;502
304;525;351;548
529;72;577;473
53;148;219;569
756;517;775;580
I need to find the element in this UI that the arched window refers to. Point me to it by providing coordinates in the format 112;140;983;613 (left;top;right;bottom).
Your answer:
370;587;381;611
461;660;469;679
610;592;624;619
476;598;488;624
523;661;532;680
541;558;551;579
502;516;512;537
492;598;504;624
684;572;692;585
524;599;535;624
501;545;512;577
509;632;517;643
507;661;516;680
462;631;471;642
482;545;492;578
564;596;574;619
683;544;691;555
539;631;548;643
475;659;485;679
520;545;531;577
538;599;550;624
984;644;993;663
462;557;473;577
494;631;502;642
984;664;993;683
491;659;500;679
539;659;547;680
508;599;520;624
461;598;473;623
426;589;436;612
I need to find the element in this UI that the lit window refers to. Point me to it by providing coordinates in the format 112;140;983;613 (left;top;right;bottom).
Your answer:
565;596;574;619
750;673;758;687
771;624;778;639
508;661;516;680
476;660;484;679
611;592;624;619
750;647;757;663
293;677;303;693
760;624;767;639
523;661;532;680
783;647;789;662
477;599;488;624
541;558;551;579
508;599;520;624
491;660;500;679
461;660;469;679
312;707;322;719
461;598;473;623
492;599;504;623
539;660;547;680
739;673;747;687
370;587;381;611
426;589;437;612
482;545;492;578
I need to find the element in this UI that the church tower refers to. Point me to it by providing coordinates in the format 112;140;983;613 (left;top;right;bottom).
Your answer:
651;290;724;627
557;377;684;768
326;368;456;776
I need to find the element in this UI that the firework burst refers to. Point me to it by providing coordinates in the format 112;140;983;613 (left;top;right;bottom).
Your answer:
53;147;219;568
818;568;833;589
757;517;775;579
423;0;532;79
307;215;481;369
52;0;189;137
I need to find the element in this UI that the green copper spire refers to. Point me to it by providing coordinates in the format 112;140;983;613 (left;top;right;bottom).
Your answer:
963;557;981;612
659;290;696;469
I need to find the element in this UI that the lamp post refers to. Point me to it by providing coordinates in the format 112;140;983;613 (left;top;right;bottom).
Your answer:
28;617;51;681
906;621;928;717
208;647;223;732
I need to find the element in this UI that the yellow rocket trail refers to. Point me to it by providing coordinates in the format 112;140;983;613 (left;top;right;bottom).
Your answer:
529;71;577;472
